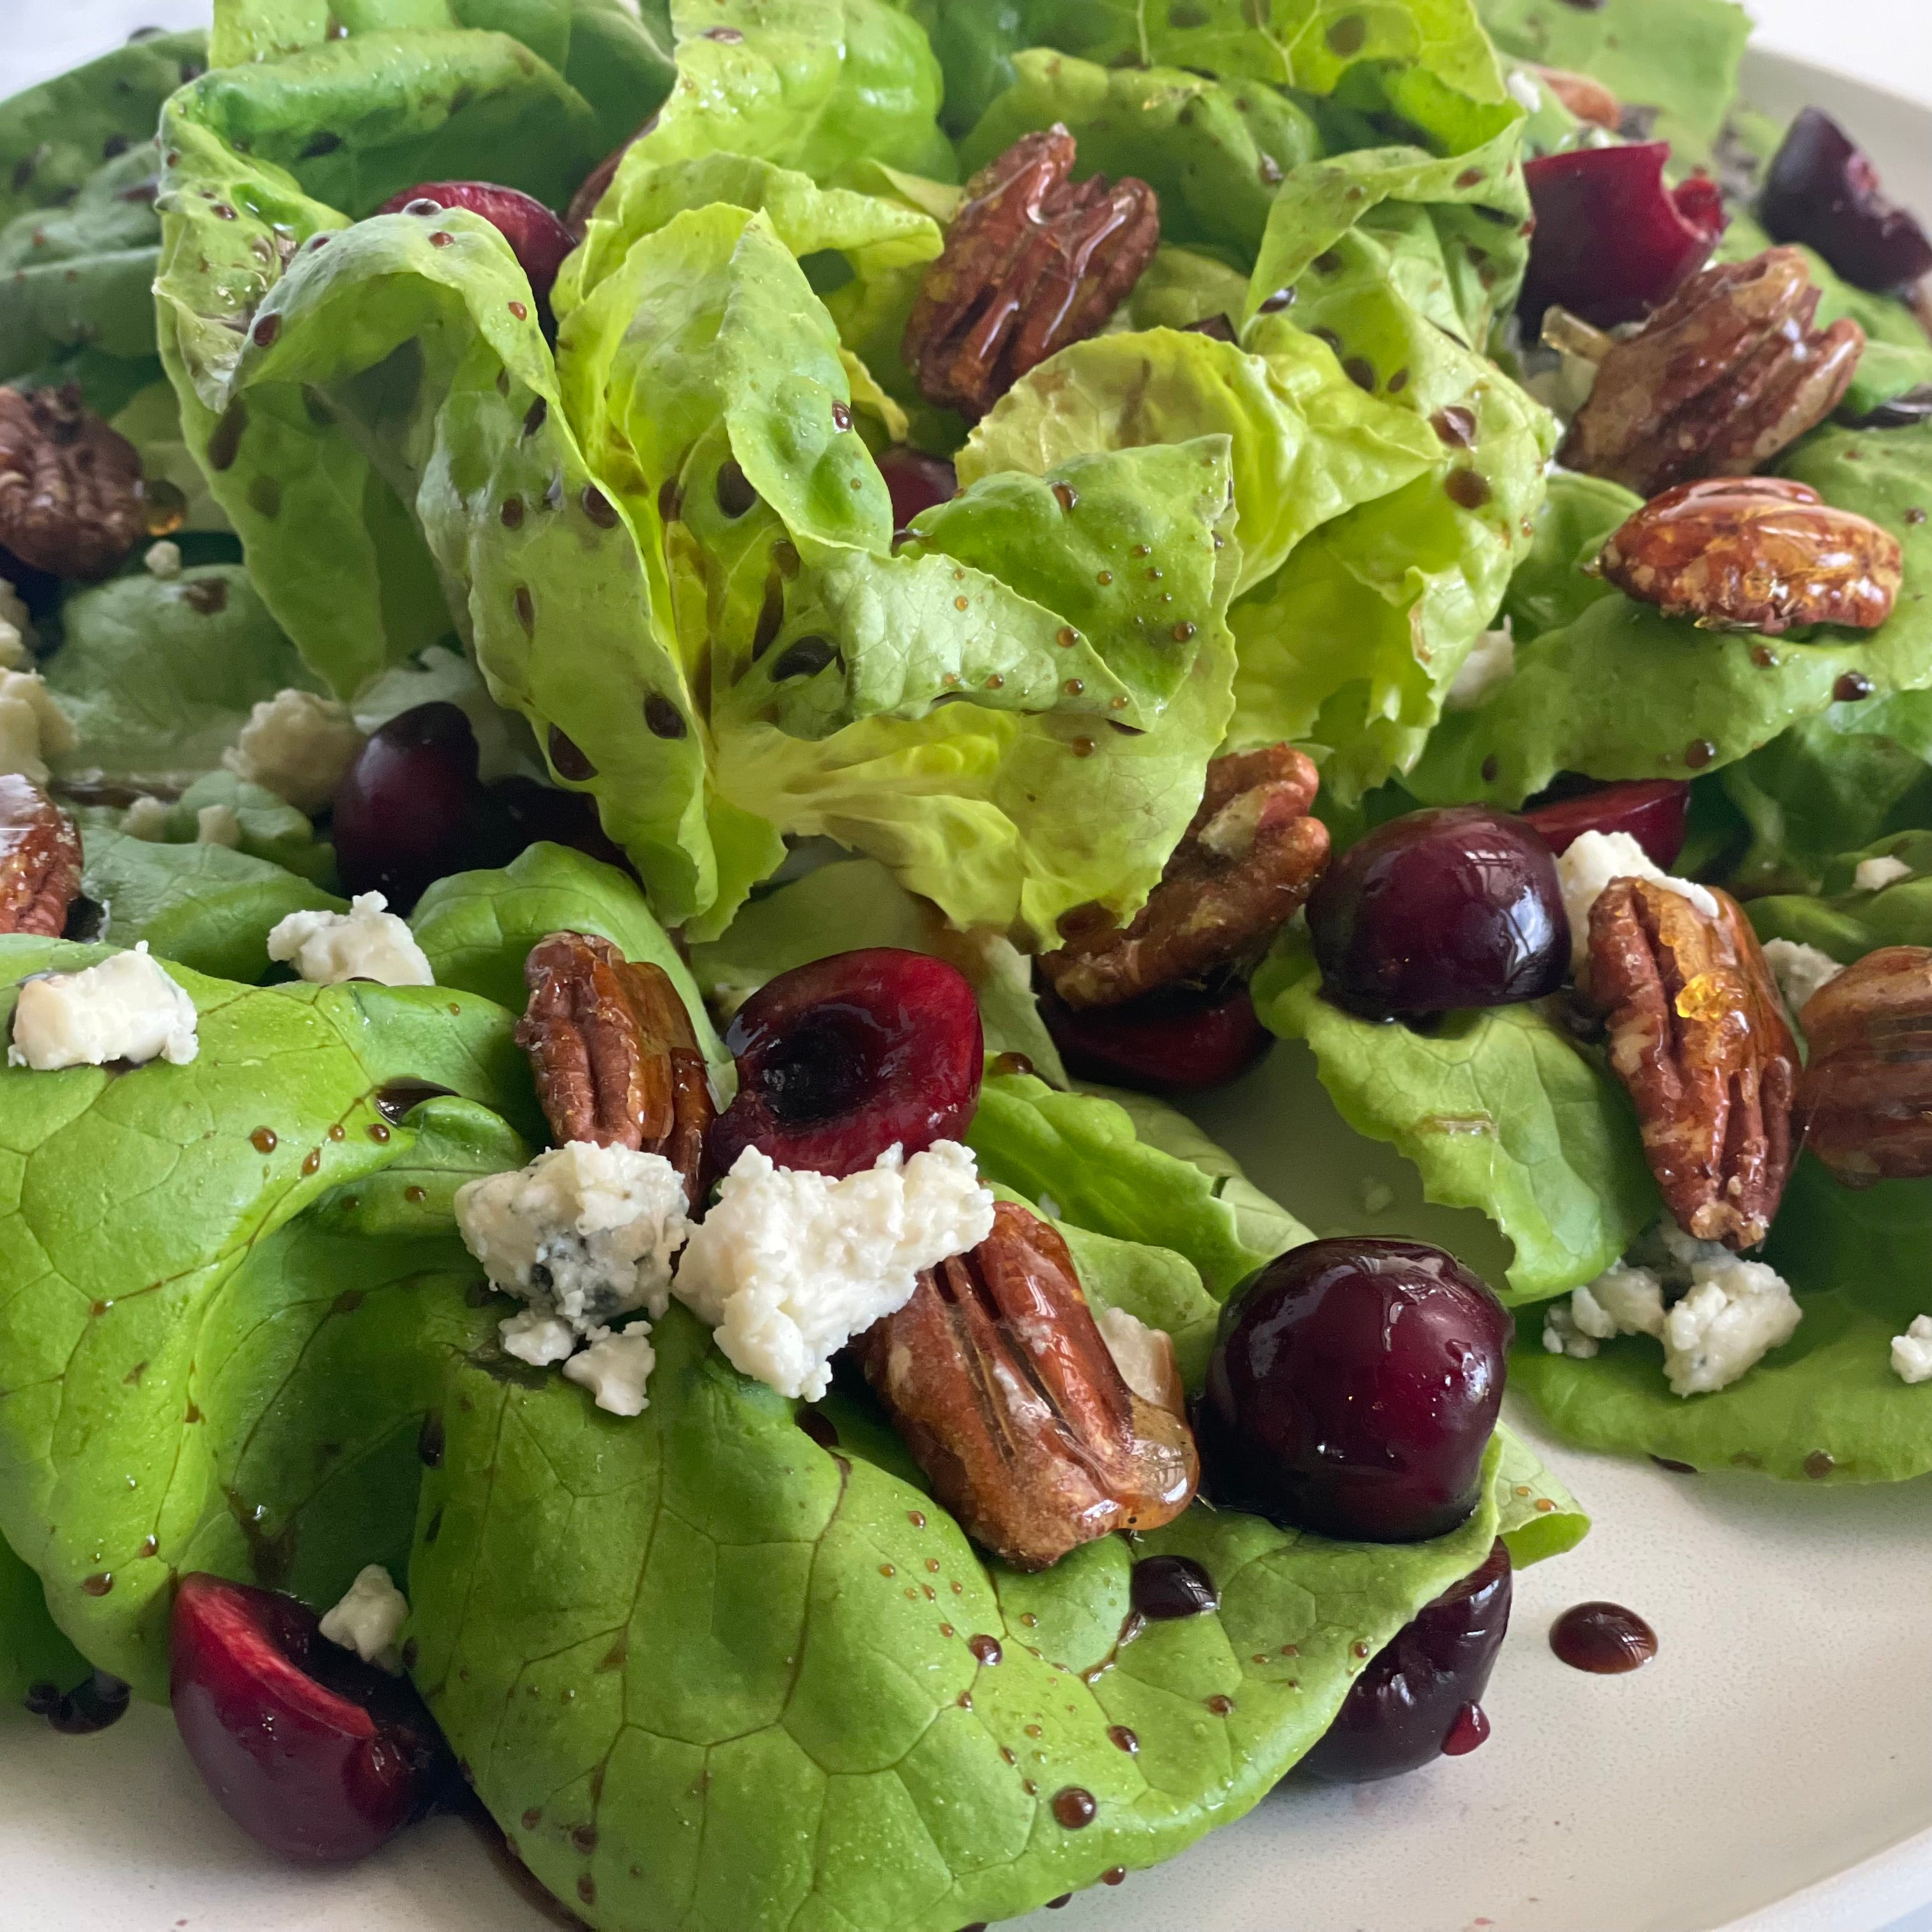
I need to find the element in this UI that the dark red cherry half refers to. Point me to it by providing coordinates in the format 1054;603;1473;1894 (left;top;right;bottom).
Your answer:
707;948;984;1178
1300;1538;1513;1782
1521;778;1690;870
377;181;576;307
1200;1238;1512;1543
170;1574;458;1865
1519;144;1728;328
1761;107;1932;294
877;448;958;537
1306;805;1568;1020
1036;970;1269;1092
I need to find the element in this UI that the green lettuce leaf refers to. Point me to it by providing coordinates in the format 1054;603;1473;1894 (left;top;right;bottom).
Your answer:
160;771;339;884
1122;246;1255;335
1500;467;1635;642
1491;1422;1588;1566
1250;929;1657;1302
409;1307;1501;1931
967;1070;1312;1298
1748;829;1932;961
77;827;345;984
1407;421;1932;807
0;1537;88;1703
0;30;205;227
109;382;233;535
0;939;536;1692
411;841;729;1066
1513;1155;1932;1482
1474;0;1749;172
42;565;319;793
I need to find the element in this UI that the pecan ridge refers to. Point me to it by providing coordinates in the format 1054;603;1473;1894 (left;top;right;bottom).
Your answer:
1039;743;1330;1008
859;1200;1198;1571
516;931;714;1195
1587;878;1797;1248
1793;945;1932;1185
0;775;82;938
903;126;1160;420
1560;249;1865;499
0;385;146;582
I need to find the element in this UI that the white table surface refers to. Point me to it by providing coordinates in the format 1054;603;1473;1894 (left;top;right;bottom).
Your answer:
4;6;1932;1932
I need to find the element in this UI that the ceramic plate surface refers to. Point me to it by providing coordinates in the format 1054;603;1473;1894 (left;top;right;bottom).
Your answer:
3;13;1930;1932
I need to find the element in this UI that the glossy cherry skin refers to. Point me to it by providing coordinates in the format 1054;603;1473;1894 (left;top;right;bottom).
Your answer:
1199;1239;1512;1543
1307;806;1568;1020
1521;779;1690;871
331;702;518;910
378;182;576;306
1519;144;1727;328
877;449;958;535
1760;108;1932;294
170;1574;458;1864
707;948;985;1178
1300;1538;1513;1782
1037;972;1270;1092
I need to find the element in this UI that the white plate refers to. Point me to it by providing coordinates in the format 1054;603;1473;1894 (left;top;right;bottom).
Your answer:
4;17;1932;1932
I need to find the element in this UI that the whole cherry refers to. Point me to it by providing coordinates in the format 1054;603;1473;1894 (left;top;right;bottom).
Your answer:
707;948;985;1177
1300;1538;1514;1782
877;448;958;534
1199;1238;1512;1543
170;1573;458;1864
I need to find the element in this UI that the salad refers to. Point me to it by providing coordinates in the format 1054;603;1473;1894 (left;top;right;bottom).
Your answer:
1;0;1929;1922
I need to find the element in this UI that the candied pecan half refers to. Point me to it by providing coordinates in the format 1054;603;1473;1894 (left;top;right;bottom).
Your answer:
1527;63;1621;130
0;385;146;581
1597;476;1903;634
1560;249;1865;498
1586;878;1797;1248
1038;744;1330;1009
858;1200;1197;1571
903;126;1160;420
1793;946;1932;1184
0;775;81;938
516;931;714;1194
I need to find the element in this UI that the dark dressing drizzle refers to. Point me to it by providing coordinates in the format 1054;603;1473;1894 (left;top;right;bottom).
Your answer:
24;1670;131;1735
1550;1601;1657;1674
1128;1554;1218;1621
374;1079;457;1126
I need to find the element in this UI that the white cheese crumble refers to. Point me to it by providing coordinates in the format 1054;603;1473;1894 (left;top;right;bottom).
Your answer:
562;1324;658;1417
223;688;366;813
196;802;241;848
1445;620;1515;711
674;1140;997;1401
266;892;434;987
0;671;77;785
8;943;199;1070
1556;830;1719;973
143;540;183;580
1855;853;1912;893
498;1306;578;1367
1761;938;1844;1026
319;1564;409;1673
123;795;170;841
1096;1305;1181;1414
1892;1314;1932;1386
1545;1228;1801;1395
1506;67;1542;112
457;1142;691;1331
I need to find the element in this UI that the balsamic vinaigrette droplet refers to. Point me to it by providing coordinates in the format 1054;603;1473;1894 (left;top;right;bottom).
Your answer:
968;1634;1003;1666
1549;1601;1657;1675
1050;1786;1098;1830
374;1078;457;1126
1129;1554;1219;1621
24;1669;131;1736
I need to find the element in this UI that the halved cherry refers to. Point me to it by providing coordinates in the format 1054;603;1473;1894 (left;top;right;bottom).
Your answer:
1521;778;1690;870
1036;971;1270;1092
707;948;984;1177
377;182;576;307
1519;144;1728;328
878;448;958;537
1761;108;1932;294
169;1573;457;1865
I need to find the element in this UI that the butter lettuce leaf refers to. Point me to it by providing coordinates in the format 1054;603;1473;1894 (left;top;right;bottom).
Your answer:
410;1308;1501;1931
1514;1155;1932;1482
1748;829;1932;961
1500;467;1636;643
1492;1422;1588;1566
1409;422;1932;808
0;1537;87;1705
1250;929;1657;1302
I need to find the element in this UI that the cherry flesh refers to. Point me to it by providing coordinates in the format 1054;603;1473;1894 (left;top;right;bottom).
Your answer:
877;448;958;535
708;948;985;1178
1036;971;1270;1092
1306;806;1568;1020
1760;108;1932;293
332;702;512;910
1521;779;1690;871
170;1573;457;1865
1200;1238;1512;1543
1519;144;1728;328
378;182;576;307
1300;1538;1513;1782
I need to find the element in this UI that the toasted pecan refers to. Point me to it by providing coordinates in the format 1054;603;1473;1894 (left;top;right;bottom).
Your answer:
1793;945;1932;1184
0;775;82;938
0;386;146;581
